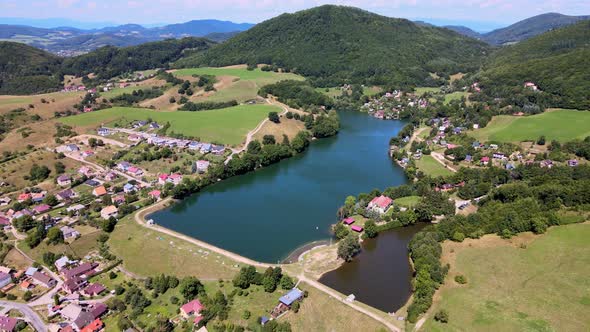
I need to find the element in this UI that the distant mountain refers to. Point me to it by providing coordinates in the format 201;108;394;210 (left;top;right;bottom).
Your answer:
482;13;590;45
178;5;490;87
0;17;117;29
480;20;590;109
0;19;253;53
444;26;481;39
203;31;243;43
0;42;62;94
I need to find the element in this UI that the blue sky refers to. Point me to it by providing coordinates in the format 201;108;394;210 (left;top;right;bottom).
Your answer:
2;0;589;31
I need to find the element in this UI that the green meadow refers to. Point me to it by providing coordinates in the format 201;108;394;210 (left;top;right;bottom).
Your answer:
416;155;454;177
423;223;590;332
60;105;279;145
469;109;590;143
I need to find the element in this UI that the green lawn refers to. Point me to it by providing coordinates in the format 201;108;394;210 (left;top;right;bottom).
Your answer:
60;105;279;145
415;155;453;177
423;223;590;332
469;109;590;143
393;196;421;208
415;87;441;95
100;86;142;99
444;91;468;104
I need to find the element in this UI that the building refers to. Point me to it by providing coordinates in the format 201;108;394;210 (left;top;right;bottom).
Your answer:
66;204;85;214
123;183;136;193
65;144;79;152
195;160;210;174
342;217;355;225
367;195;393;215
57;175;72;187
148;190;161;201
83;283;106;297
272;288;303;318
168;174;183;185
0;272;12;288
92;186;107;197
80;318;103;332
97;128;110;136
0;316;18;332
31;271;57;288
181;299;204;322
61;226;81;240
55;256;76;271
351;225;364;232
100;206;118;220
127;166;143;176
158;174;168;185
62;262;98;281
57;189;76;201
33;204;51;215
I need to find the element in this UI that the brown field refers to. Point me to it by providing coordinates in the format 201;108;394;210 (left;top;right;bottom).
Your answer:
0;91;85;119
3;249;33;270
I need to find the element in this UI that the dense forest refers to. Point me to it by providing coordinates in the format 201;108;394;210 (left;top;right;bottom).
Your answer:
176;5;490;87
0;42;62;94
477;20;590;109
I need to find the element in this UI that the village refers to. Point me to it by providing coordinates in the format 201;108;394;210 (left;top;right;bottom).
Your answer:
361;90;429;120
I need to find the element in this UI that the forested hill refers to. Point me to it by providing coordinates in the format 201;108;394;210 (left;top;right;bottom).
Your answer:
479;20;590;109
0;41;62;94
62;37;214;80
175;5;490;87
0;37;215;95
483;13;590;45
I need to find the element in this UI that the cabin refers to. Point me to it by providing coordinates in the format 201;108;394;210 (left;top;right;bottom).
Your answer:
480;156;490;165
92;186;107;197
97;128;110;136
123;183;136;193
367;195;393;215
57;175;72;187
351;225;364;232
342;217;355;225
100;205;118;220
568;159;579;167
195;160;210;174
148;190;161;201
181;299;205;325
61;226;81;239
271;288;303;318
32;204;51;215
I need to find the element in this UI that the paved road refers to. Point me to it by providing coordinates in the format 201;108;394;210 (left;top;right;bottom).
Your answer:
65;152;150;187
0;300;46;331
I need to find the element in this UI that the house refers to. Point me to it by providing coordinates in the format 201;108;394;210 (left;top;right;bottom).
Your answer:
57;189;76;201
168;174;183;185
19;281;33;291
493;152;506;159
0;316;18;332
31;271;57;288
127;166;143;176
82;150;94;158
180;299;205;324
123;183;136;193
78;166;94;177
65;144;79;152
62;262;98;280
158;174;169;185
465;154;473;162
489;144;499;150
57;175;72;187
63;276;86;294
32;204;51;215
128;134;141;142
25;267;38;277
100;205;118;220
0;217;9;227
272;288;303;318
117;162;131;171
80;319;103;332
111;194;125;206
0;272;12;288
471;141;481;149
148;190;161;201
104;172;117;182
0;197;11;206
200;143;212;154
351;225;364;232
195;160;210;174
480;156;490;165
505;163;516;170
61;226;80;240
17;193;31;202
211;145;225;155
85;179;100;187
31;192;45;203
55;256;76;271
188;142;201;150
66;204;85;213
568;159;579;167
97;128;110;136
524;82;539;91
149;122;160;129
92;186;107;197
367;195;393;215
83;283;106;297
83;106;93;113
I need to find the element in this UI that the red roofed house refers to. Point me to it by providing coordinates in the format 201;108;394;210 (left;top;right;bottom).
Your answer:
33;204;51;215
127;166;143;176
83;283;106;297
148;190;161;201
80;318;103;332
351;225;364;233
342;217;355;225
17;193;31;203
92;186;107;197
158;174;168;185
181;299;204;322
367;195;393;215
168;173;183;185
0;316;18;332
480;156;490;165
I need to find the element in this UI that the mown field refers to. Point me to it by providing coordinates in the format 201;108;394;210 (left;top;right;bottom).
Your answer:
59;105;279;145
423;223;590;332
469;109;590;143
415;155;454;177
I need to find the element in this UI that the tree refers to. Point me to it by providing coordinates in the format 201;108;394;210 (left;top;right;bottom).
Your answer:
169;96;176;103
23;291;32;301
337;234;361;261
102;217;117;233
434;309;449;323
537;135;546;145
279;275;294;290
291;131;311;153
364;220;378;238
88;137;98;147
268;112;280;123
333;223;350;240
28;164;50;182
54;162;65;174
262;135;276;145
46;227;64;245
179;277;204;299
242;310;251;319
247;140;262;154
454;275;467;284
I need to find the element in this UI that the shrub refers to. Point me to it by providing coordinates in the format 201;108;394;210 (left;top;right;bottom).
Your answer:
454;275;467;284
434;310;449;323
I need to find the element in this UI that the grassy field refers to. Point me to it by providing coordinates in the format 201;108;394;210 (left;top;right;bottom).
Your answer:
415;87;441;95
393;196;421;208
444;91;468;104
60;105;279;145
173;67;304;103
108;216;239;279
415;155;454;177
422;223;590;332
469;109;590;143
19;227;103;262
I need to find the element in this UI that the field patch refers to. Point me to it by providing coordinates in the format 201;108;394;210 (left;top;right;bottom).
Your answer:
422;223;590;332
469;109;590;143
415;155;454;177
59;105;279;145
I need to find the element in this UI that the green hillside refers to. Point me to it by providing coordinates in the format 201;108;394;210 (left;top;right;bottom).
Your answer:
176;5;490;87
0;41;62;94
479;20;590;109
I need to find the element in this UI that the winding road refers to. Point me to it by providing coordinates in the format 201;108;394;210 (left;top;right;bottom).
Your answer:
0;300;46;332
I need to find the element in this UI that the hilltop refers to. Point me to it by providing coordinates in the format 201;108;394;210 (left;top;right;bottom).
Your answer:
482;13;590;45
176;5;490;87
479;20;590;109
0;41;62;94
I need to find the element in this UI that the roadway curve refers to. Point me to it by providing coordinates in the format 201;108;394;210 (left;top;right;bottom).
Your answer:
0;300;46;331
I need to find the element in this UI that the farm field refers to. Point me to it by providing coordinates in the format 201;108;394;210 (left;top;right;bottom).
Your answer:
59;105;280;145
415;155;454;177
422;222;590;332
469;109;590;143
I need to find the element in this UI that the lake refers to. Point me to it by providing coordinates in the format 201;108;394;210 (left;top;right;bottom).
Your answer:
151;111;408;262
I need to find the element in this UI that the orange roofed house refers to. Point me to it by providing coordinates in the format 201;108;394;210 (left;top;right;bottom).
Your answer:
367;195;394;215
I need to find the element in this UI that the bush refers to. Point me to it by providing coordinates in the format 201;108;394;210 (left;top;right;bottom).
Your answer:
454;275;467;284
451;231;465;242
434;309;449;323
242;310;251;319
